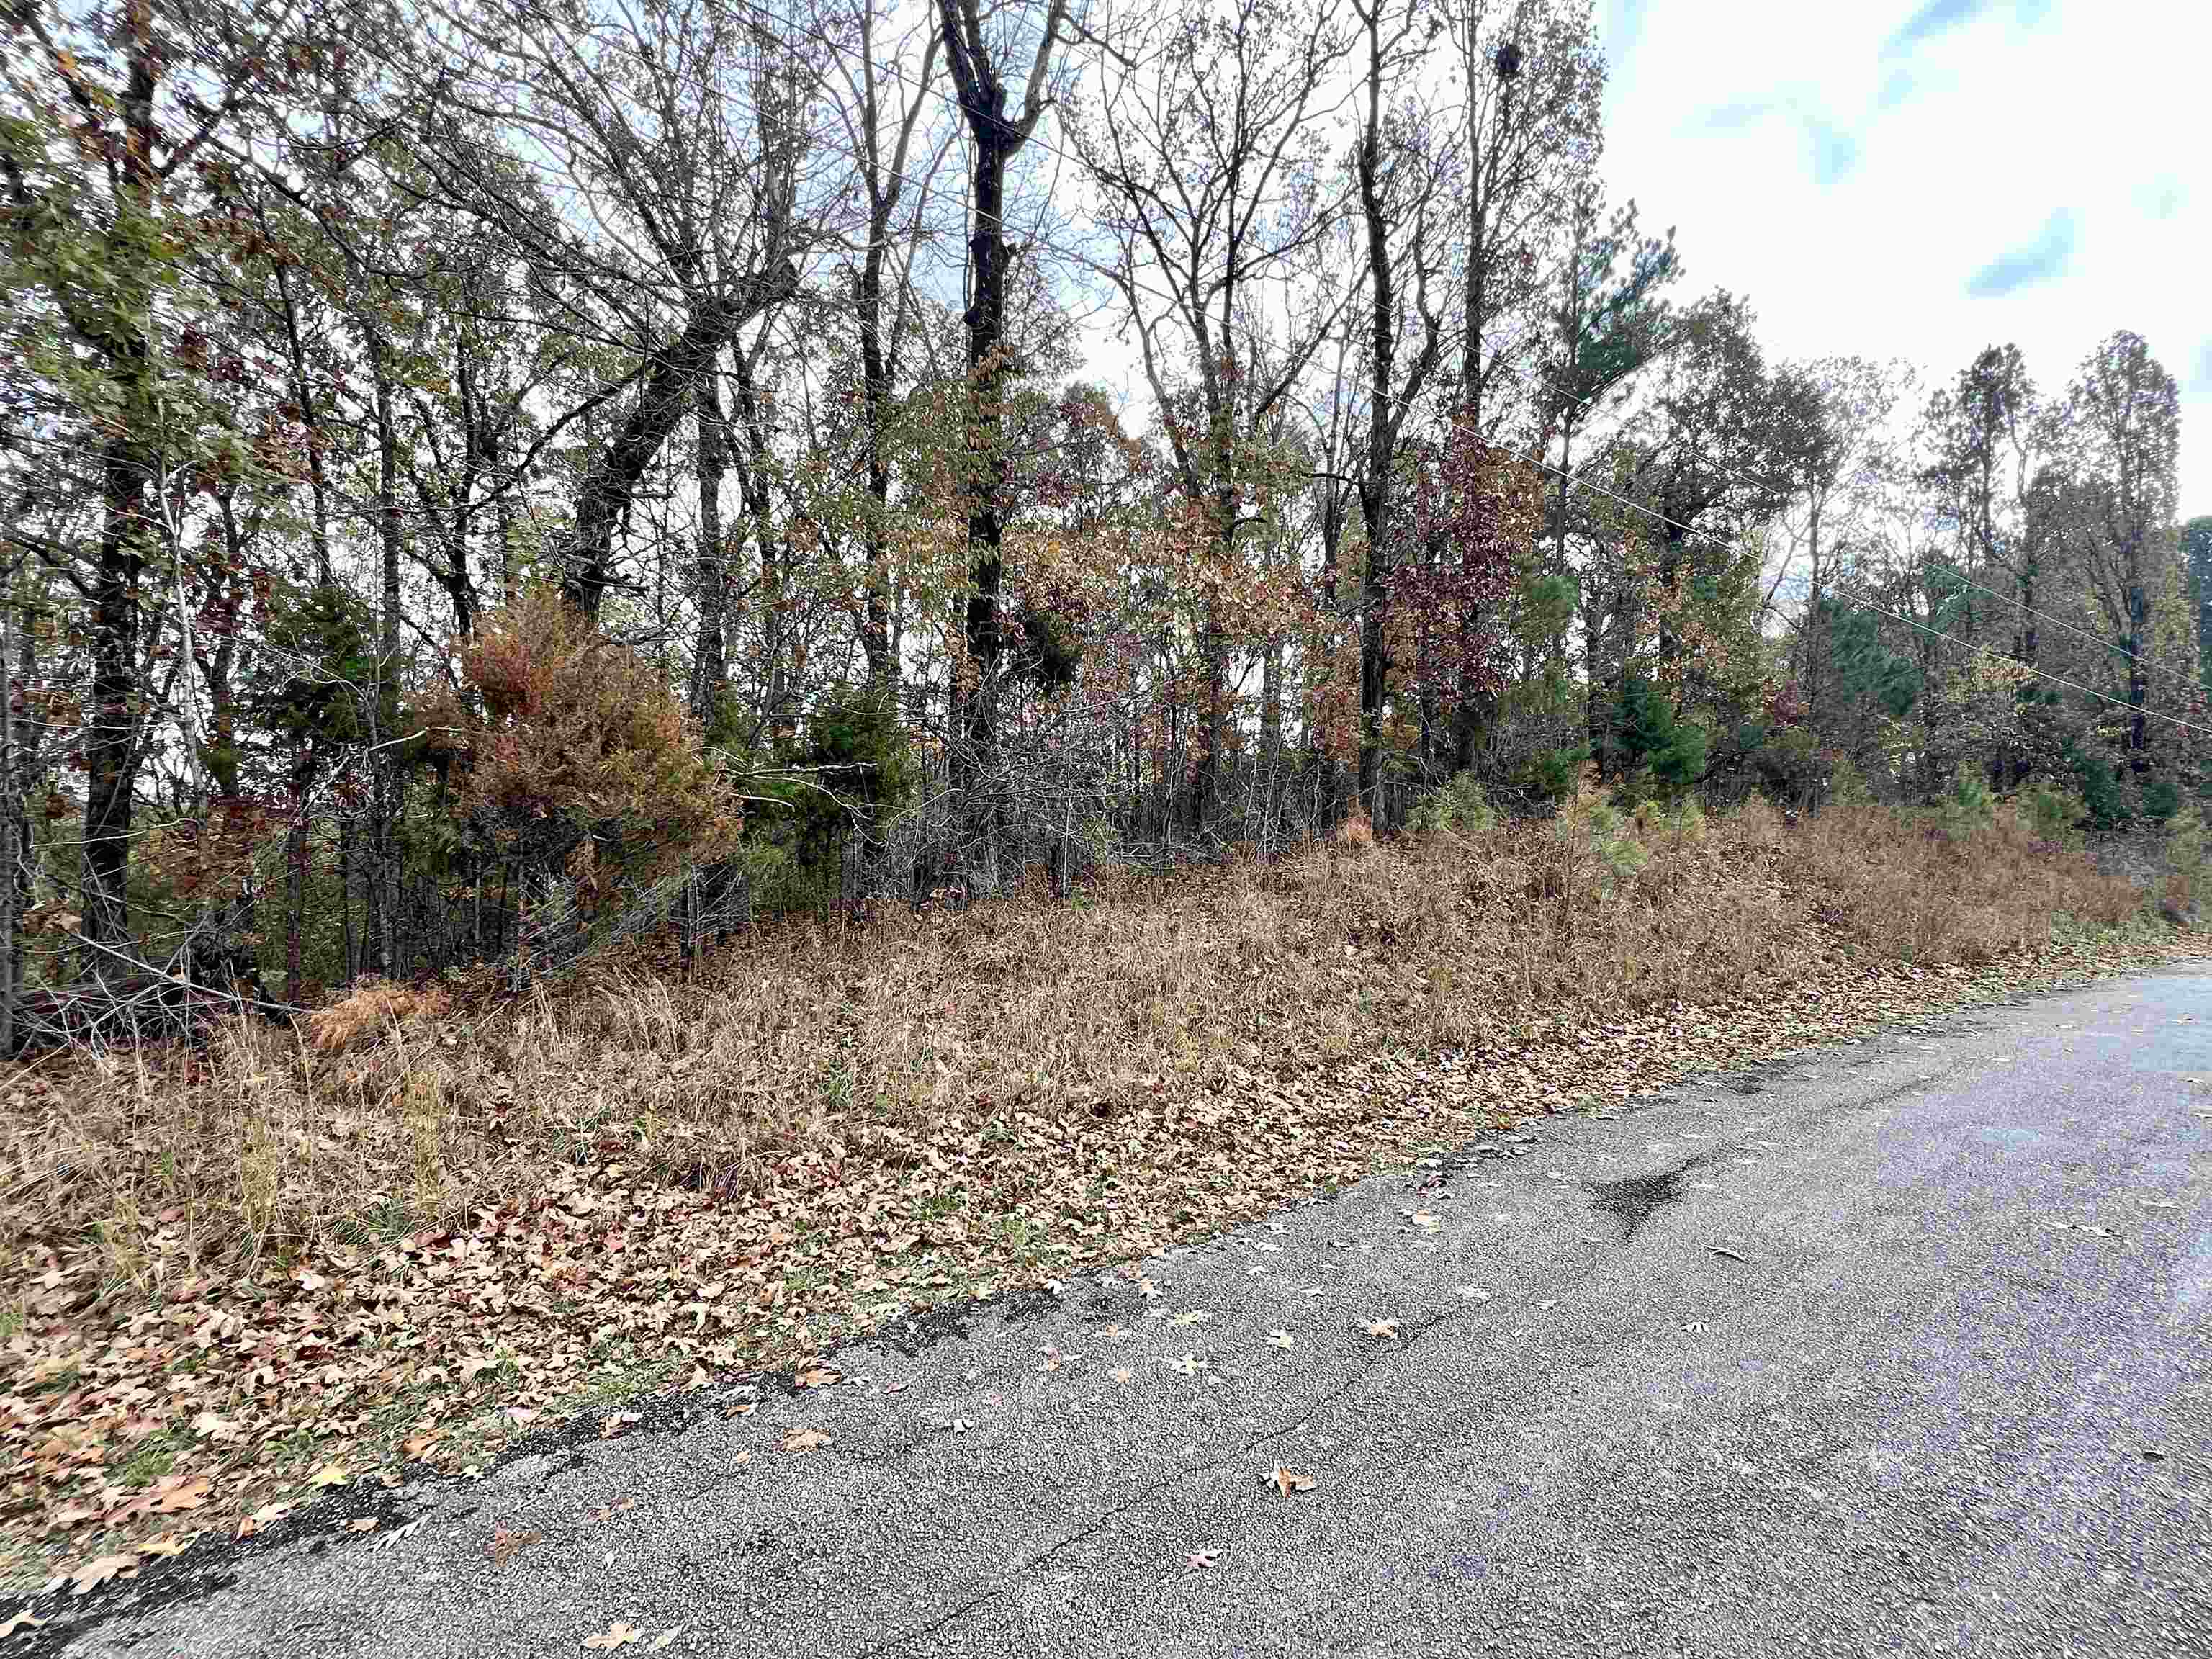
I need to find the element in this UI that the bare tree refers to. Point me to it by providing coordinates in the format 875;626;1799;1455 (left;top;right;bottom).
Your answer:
1450;0;1604;438
936;0;1074;816
1076;0;1353;827
828;0;949;696
1765;355;1904;729
1349;0;1453;796
2062;331;2182;773
420;0;821;618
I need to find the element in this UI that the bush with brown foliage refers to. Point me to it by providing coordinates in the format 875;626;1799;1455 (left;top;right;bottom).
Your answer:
415;585;737;890
304;979;451;1056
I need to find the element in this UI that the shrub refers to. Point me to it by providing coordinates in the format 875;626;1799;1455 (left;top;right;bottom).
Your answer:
1632;796;1707;845
414;586;737;890
1614;675;1708;803
1827;752;1874;806
305;978;450;1055
1547;787;1647;931
1515;742;1587;806
2141;775;2183;824
1408;772;1498;839
1936;766;1995;842
2167;805;2207;914
2014;778;2086;843
742;685;915;910
2069;744;2131;828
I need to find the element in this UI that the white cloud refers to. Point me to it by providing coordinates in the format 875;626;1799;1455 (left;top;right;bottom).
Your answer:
1599;0;2212;515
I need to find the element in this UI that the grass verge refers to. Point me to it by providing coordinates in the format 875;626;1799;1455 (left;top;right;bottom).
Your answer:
0;796;2198;1592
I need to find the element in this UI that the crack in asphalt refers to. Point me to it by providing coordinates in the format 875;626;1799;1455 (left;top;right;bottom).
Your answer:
843;1249;1609;1658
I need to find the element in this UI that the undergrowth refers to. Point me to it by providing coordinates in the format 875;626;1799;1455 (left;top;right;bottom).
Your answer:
1;794;2153;1287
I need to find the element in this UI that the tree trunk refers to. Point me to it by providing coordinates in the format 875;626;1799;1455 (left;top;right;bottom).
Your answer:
953;118;1017;811
855;231;898;693
1354;73;1395;814
562;267;797;617
83;433;150;959
729;336;787;739
690;364;728;725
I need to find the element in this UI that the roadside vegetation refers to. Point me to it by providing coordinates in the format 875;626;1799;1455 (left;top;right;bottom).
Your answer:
3;0;2208;1606
1;785;2198;1591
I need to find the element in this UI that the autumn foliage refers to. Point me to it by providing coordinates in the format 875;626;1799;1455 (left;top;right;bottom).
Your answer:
415;586;737;889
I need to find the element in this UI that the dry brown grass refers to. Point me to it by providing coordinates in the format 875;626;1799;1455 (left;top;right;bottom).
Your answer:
0;796;2189;1584
0;798;2148;1285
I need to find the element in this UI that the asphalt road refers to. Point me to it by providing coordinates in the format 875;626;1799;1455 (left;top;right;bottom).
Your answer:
34;970;2212;1658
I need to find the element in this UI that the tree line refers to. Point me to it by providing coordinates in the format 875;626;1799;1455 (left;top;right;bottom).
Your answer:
0;0;2199;1033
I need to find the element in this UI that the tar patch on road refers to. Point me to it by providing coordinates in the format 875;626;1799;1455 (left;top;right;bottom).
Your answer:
1586;1155;1704;1241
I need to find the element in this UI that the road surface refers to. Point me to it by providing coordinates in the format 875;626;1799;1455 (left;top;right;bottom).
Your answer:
32;970;2212;1657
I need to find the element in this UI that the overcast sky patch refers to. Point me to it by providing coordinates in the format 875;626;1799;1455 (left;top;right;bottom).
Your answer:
1597;2;2206;512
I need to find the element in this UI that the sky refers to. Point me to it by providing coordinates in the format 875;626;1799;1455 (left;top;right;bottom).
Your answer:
1596;0;2211;519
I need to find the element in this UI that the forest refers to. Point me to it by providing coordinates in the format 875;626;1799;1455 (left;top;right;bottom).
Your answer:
0;0;2204;1039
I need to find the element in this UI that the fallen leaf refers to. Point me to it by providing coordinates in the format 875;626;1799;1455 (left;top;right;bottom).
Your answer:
71;1555;140;1597
600;1411;641;1439
1366;1319;1400;1339
723;1401;758;1419
1109;1366;1133;1384
0;1612;44;1638
372;1519;426;1552
1164;1352;1204;1377
306;1462;349;1488
1187;1549;1218;1572
402;1434;441;1460
344;1517;379;1534
1267;1466;1316;1497
489;1523;544;1563
794;1367;840;1390
652;1628;685;1652
783;1427;832;1453
136;1534;192;1558
1267;1329;1295;1349
583;1622;643;1650
153;1475;211;1514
